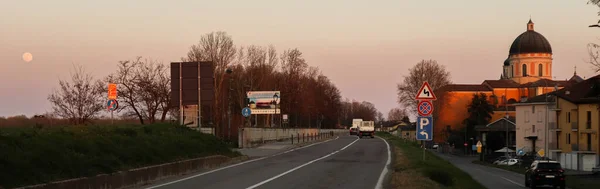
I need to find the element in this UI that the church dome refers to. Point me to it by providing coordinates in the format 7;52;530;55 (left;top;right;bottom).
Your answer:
503;57;510;66
509;19;552;55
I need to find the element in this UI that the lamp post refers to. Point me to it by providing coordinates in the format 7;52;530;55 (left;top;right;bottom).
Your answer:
226;68;233;140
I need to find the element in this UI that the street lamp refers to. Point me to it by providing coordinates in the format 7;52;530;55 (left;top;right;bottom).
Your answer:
226;68;233;140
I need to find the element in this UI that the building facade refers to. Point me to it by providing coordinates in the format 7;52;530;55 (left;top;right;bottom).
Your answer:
550;77;600;171
433;19;579;143
514;95;557;159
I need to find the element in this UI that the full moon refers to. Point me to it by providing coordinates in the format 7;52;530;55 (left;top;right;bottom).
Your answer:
22;52;33;62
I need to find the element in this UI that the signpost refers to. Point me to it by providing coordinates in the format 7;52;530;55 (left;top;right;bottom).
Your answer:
108;83;117;100
476;141;482;153
242;107;252;117
107;84;118;125
517;149;525;156
537;149;545;157
417;101;434;116
416;81;436;161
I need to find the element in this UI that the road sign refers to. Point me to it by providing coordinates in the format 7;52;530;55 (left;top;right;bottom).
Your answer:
517;149;525;156
415;81;436;100
537;149;545;157
464;142;468;147
242;107;252;117
417;100;434;116
476;141;482;148
416;116;433;141
107;99;118;111
108;83;117;100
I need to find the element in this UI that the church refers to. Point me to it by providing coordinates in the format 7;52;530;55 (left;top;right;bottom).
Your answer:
432;19;584;143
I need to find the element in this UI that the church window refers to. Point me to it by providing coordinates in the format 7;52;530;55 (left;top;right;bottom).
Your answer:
538;64;543;76
522;64;527;77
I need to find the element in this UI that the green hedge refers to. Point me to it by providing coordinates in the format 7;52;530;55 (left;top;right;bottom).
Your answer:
0;123;240;188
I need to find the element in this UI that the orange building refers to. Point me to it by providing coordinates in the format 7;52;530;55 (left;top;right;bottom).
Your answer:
432;19;583;143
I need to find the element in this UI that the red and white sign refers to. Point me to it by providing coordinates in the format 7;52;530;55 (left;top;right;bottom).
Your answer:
417;100;434;116
415;81;436;100
108;83;118;100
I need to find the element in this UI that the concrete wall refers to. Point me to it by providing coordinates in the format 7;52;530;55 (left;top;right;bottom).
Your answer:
16;155;248;189
238;128;347;148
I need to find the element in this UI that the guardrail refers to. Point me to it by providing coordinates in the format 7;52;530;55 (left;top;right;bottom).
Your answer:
238;128;348;148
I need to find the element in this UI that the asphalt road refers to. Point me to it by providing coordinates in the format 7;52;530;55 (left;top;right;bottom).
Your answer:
141;135;390;189
435;152;560;189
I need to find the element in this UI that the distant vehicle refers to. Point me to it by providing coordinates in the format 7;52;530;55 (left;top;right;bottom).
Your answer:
357;121;375;138
493;156;509;165
525;160;565;189
350;119;362;135
497;158;519;166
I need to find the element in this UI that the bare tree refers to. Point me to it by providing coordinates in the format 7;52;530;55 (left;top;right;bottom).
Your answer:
589;0;600;26
376;112;384;123
387;108;407;121
106;57;171;124
183;31;237;128
48;64;104;125
396;60;452;112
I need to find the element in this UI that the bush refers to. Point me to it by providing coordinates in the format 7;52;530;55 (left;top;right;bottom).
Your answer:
424;168;454;186
0;123;240;188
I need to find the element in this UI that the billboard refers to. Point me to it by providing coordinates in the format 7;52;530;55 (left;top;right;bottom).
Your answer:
247;91;281;114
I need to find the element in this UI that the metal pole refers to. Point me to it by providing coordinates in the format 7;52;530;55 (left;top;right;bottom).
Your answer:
228;78;232;140
179;63;183;126
111;110;114;125
505;95;508;158
197;62;202;129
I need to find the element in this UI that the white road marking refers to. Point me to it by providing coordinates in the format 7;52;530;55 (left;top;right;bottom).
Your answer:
245;137;360;189
144;136;341;189
470;166;525;187
375;136;391;189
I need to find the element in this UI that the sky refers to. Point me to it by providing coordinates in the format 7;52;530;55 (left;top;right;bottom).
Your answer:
1;0;600;118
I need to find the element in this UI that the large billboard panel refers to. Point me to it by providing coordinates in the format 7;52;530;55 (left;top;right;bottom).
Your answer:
247;91;281;114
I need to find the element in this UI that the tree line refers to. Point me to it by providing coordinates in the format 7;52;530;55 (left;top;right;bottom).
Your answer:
40;31;380;128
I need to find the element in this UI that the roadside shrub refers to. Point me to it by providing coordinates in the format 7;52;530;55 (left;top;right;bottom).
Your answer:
0;123;239;188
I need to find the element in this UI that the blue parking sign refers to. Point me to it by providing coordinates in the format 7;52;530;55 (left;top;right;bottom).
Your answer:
416;116;433;141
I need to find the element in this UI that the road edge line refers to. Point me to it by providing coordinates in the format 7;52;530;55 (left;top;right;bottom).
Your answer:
144;135;342;189
245;137;360;189
375;136;391;189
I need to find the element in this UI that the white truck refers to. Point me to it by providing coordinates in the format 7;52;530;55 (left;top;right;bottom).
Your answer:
357;120;375;138
349;119;362;135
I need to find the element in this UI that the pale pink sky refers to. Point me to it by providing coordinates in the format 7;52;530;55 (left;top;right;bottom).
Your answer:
1;0;599;117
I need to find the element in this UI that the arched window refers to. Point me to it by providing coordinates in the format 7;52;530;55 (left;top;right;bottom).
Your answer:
522;64;527;77
538;64;543;76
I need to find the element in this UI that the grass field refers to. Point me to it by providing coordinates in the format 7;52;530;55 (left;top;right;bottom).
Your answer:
377;132;486;189
0;123;240;188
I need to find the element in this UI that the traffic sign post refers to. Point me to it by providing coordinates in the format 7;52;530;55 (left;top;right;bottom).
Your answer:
416;116;433;141
415;81;436;100
476;141;482;153
108;83;118;100
107;99;118;125
415;81;437;161
417;100;434;116
242;107;252;118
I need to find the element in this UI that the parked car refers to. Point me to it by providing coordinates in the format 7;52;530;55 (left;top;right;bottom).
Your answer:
493;156;509;165
497;158;519;166
432;143;439;149
525;160;565;189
